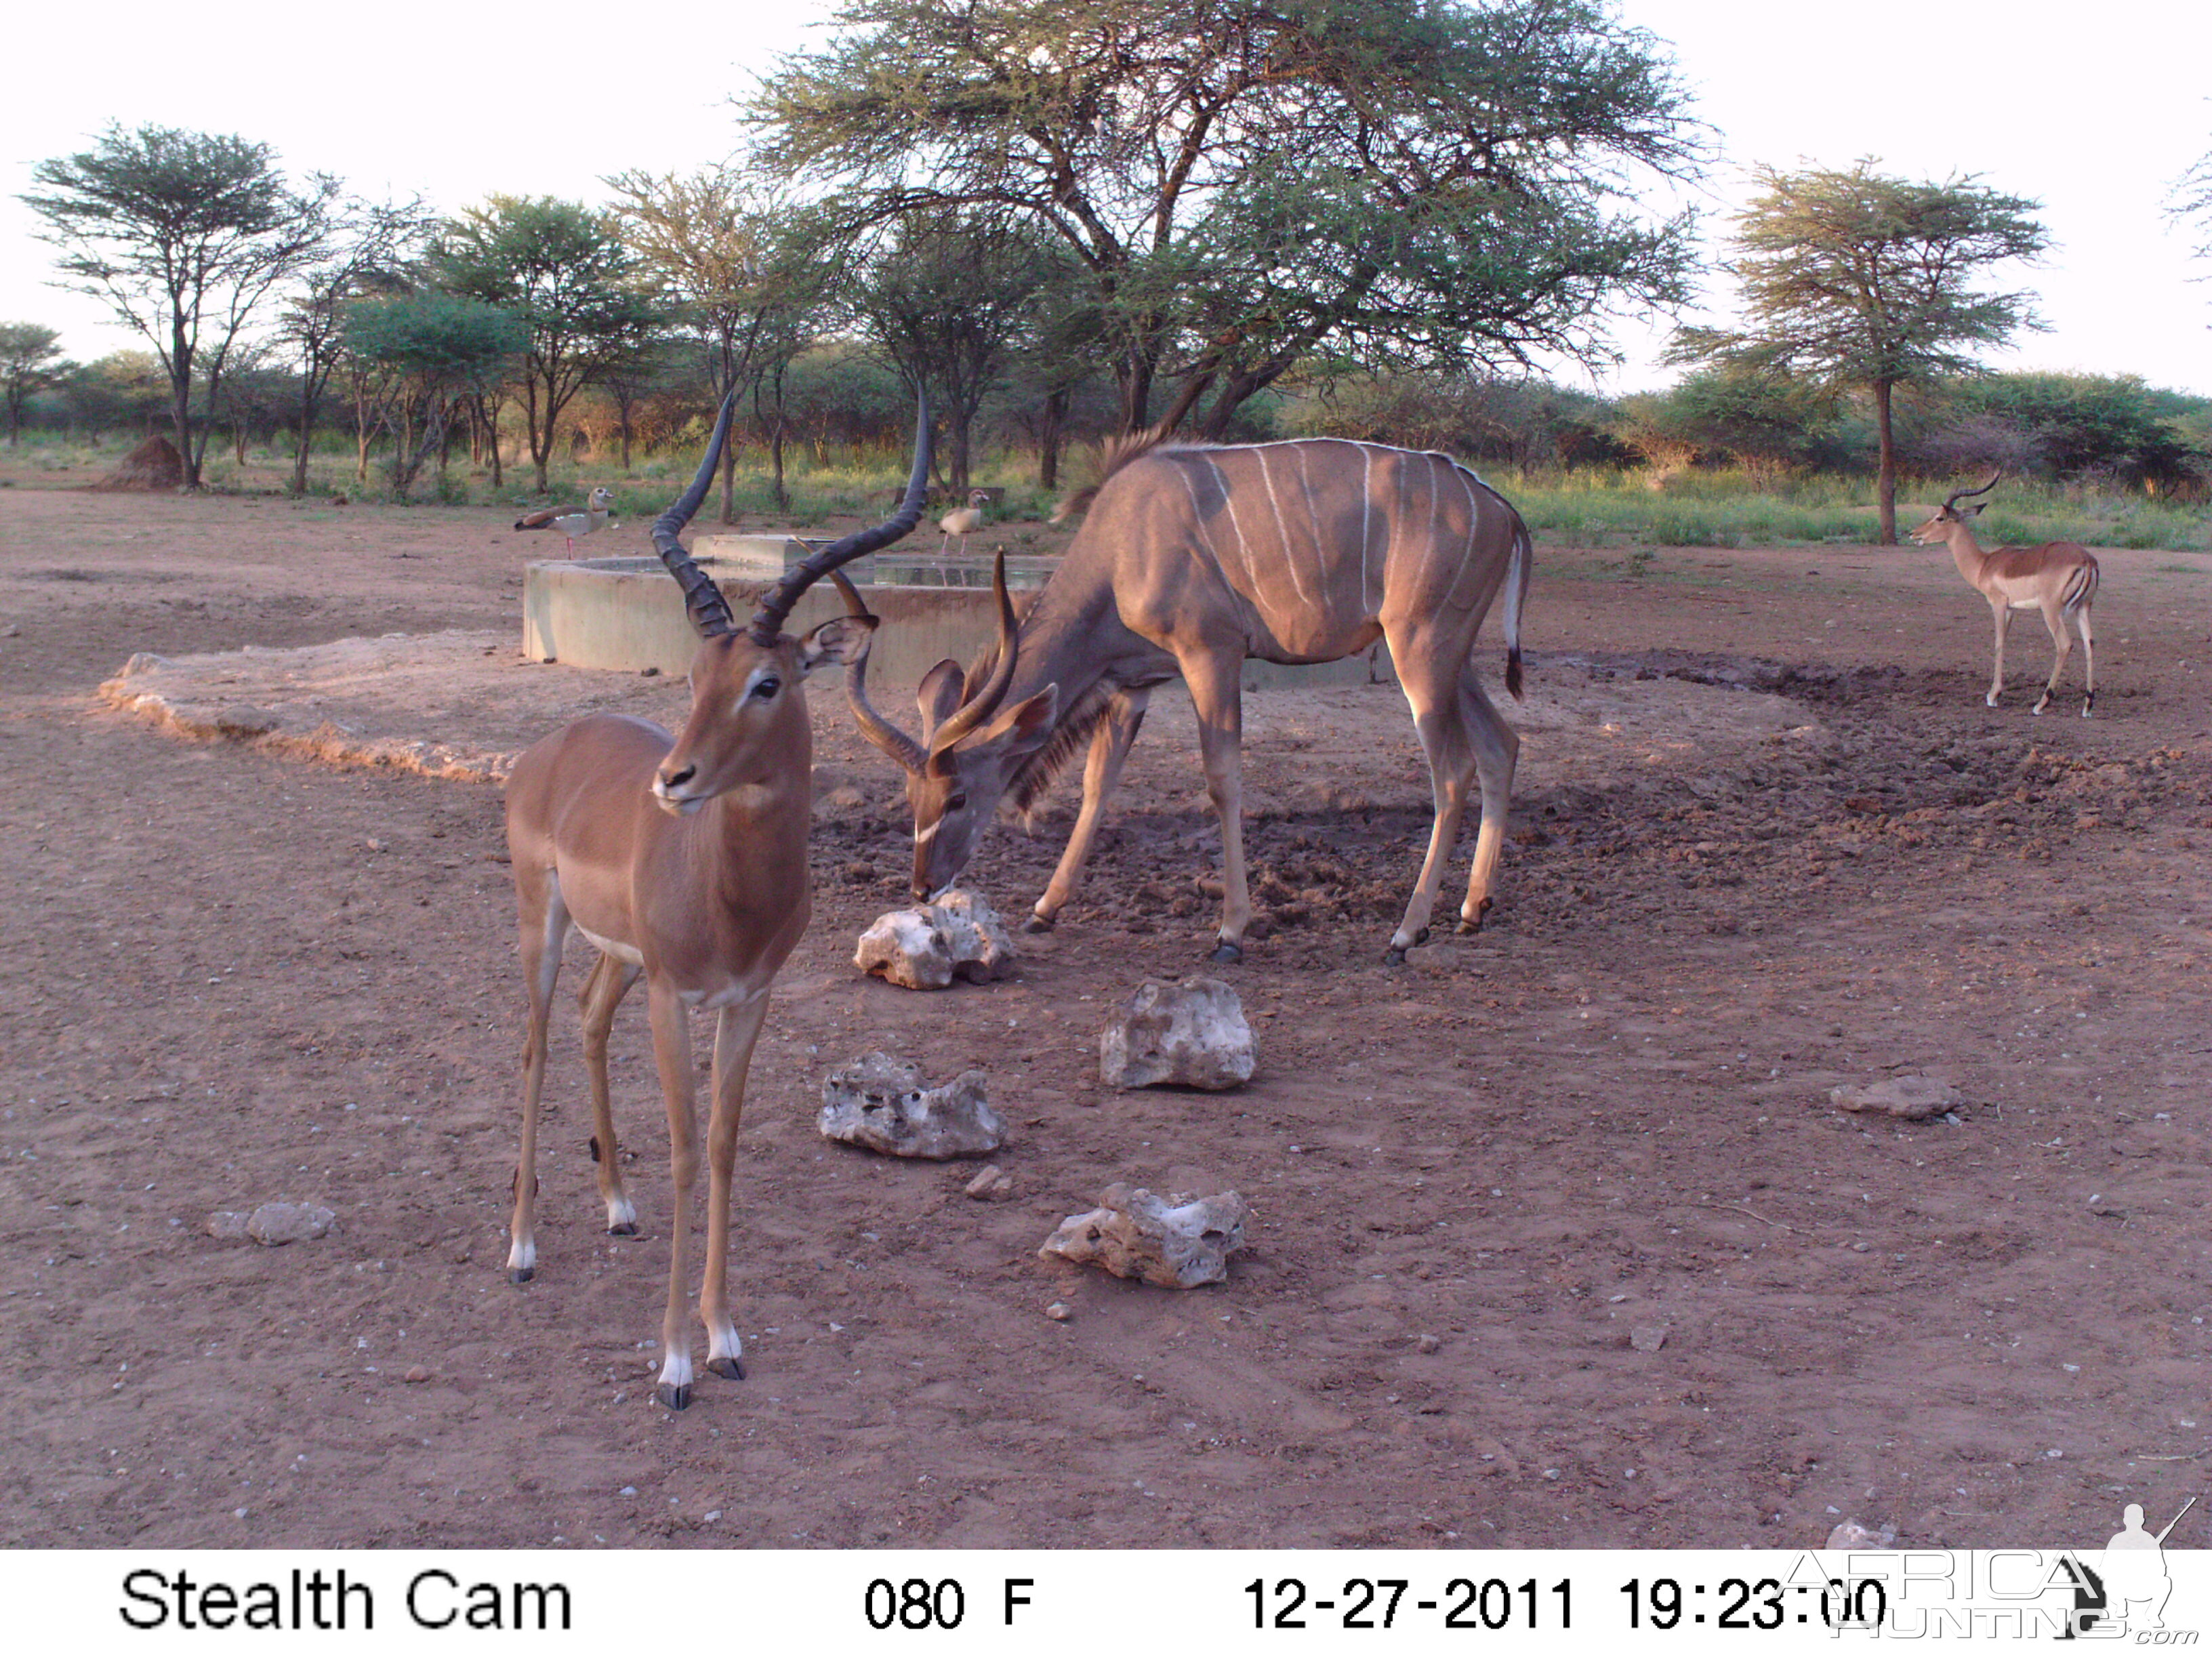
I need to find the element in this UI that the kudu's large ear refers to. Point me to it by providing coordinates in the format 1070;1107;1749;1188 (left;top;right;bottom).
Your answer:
916;659;968;741
797;612;877;676
969;684;1060;754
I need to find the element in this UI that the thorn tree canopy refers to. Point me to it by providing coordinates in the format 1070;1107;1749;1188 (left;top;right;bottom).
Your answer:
0;323;75;447
1666;161;2049;544
747;0;1705;438
22;124;340;489
434;196;661;493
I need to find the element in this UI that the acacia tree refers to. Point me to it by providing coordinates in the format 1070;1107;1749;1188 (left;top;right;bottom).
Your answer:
0;323;75;445
21;125;340;489
435;197;660;493
606;167;780;519
273;198;434;493
750;0;1702;437
847;210;1054;489
342;291;526;500
2171;138;2212;270
1667;161;2048;542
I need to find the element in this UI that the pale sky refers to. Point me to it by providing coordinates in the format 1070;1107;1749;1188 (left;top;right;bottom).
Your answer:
4;0;2209;397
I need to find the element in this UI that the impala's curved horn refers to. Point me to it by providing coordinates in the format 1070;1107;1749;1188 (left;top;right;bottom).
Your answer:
750;392;931;644
832;569;928;773
924;550;1021;767
652;394;741;638
1944;470;2003;515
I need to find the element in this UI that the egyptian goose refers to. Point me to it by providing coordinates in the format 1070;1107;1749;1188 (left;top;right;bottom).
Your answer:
937;489;991;556
514;487;617;554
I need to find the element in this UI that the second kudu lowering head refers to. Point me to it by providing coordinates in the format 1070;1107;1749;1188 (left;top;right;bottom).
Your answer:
838;549;1060;900
647;392;933;815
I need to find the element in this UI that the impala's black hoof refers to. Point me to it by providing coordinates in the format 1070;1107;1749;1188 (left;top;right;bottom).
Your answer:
1414;926;1431;947
1456;918;1480;935
509;1265;534;1285
706;1355;745;1382
1021;912;1056;934
608;1221;638;1237
656;1382;692;1411
1209;941;1243;965
1383;945;1408;966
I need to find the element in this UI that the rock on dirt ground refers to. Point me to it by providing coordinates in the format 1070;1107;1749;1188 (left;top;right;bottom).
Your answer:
1;479;2210;1551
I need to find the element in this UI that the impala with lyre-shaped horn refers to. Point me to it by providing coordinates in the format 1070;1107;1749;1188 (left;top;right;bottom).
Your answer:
844;432;1530;965
1909;471;2100;716
503;391;930;1410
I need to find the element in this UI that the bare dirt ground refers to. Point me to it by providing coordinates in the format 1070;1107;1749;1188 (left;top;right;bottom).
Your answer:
2;476;2209;1552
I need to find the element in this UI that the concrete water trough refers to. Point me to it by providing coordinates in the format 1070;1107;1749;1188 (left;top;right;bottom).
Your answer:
520;532;1393;689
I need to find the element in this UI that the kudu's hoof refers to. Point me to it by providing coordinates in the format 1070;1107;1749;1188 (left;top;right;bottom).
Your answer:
1209;941;1244;965
706;1356;745;1382
1021;913;1056;935
655;1382;692;1412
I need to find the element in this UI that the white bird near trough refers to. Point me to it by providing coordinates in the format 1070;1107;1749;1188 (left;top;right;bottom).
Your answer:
938;489;992;558
514;487;617;554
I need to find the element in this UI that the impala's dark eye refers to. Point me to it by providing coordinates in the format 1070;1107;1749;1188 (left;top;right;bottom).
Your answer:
946;792;968;813
753;676;781;699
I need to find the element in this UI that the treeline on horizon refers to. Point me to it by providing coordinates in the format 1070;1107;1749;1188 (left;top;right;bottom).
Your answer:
7;0;2212;529
13;346;2212;508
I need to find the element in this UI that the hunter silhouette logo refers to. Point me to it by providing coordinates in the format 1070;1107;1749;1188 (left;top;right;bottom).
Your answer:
2063;1497;2196;1639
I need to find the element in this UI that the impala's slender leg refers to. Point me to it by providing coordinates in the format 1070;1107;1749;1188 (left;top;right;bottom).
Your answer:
1029;687;1150;932
647;981;700;1410
2076;598;2096;716
1456;667;1520;934
1180;650;1251;962
1384;625;1479;964
701;991;771;1383
2030;598;2076;716
508;870;569;1284
575;953;641;1235
1987;600;2013;708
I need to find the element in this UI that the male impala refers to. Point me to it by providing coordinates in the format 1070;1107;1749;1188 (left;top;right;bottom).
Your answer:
1909;472;2100;716
844;432;1530;965
504;394;928;1410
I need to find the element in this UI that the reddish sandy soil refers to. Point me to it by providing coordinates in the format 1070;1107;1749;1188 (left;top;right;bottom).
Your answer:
1;473;2209;1551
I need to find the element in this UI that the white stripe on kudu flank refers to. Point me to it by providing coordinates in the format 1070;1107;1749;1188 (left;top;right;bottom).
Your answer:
1359;445;1375;610
1254;449;1311;607
1174;464;1225;569
1452;464;1482;605
1206;457;1254;587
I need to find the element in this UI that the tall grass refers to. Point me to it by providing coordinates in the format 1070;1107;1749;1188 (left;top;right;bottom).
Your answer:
1491;467;2212;552
9;428;2209;551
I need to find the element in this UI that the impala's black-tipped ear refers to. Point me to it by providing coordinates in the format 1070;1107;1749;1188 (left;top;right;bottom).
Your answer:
798;612;877;676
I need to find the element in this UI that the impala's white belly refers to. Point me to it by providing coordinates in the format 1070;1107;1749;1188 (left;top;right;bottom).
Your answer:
575;924;643;966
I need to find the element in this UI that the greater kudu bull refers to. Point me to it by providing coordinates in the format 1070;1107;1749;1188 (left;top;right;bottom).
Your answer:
844;432;1531;964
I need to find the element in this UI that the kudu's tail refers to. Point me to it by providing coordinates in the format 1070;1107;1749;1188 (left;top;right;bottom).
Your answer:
1502;505;1532;701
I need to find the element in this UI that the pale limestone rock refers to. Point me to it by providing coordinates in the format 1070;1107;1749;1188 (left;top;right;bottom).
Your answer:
243;1202;336;1245
853;890;1016;989
1099;977;1255;1090
1828;1076;1961;1120
1630;1325;1671;1353
1824;1518;1898;1549
818;1052;1005;1160
854;910;953;989
1039;1183;1248;1288
930;891;1017;983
